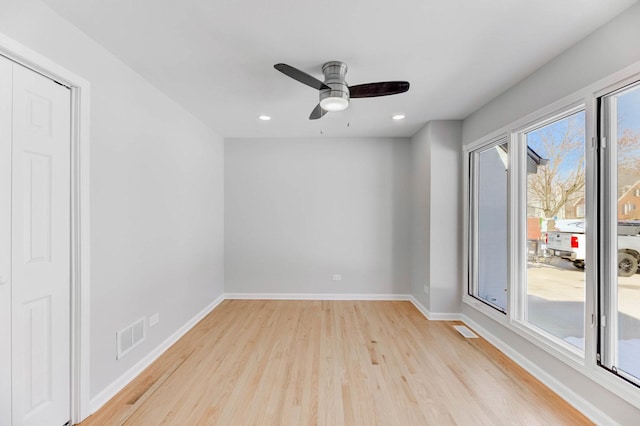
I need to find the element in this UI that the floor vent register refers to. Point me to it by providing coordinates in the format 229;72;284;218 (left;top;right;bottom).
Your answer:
453;325;479;338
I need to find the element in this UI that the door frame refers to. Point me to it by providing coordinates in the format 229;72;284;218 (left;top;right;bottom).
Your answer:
0;32;91;423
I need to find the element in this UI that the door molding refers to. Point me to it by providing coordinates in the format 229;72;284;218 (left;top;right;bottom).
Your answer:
0;32;91;423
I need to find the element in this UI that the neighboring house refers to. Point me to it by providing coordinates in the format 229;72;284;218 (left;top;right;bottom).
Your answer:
618;180;640;220
526;147;553;222
564;195;585;219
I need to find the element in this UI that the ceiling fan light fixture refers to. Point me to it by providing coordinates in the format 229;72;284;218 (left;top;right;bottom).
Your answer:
274;61;410;120
320;96;349;112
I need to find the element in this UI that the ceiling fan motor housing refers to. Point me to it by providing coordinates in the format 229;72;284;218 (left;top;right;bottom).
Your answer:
320;61;350;111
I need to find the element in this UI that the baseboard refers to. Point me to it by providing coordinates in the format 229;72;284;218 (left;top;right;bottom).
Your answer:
225;293;463;321
223;292;412;301
461;315;615;426
409;296;462;321
88;294;225;414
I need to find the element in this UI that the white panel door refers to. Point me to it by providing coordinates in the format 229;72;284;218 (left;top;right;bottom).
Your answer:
0;55;13;426
11;62;71;426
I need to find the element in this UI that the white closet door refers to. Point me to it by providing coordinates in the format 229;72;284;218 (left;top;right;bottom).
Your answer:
11;62;71;426
0;55;13;426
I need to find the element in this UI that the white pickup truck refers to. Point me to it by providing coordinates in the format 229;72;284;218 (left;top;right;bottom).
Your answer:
545;220;640;277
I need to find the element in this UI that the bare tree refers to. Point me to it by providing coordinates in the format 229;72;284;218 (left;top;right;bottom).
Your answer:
612;129;640;200
527;116;585;219
617;129;640;175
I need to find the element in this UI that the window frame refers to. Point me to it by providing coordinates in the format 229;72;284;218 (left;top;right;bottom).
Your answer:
463;132;513;327
463;63;640;410
597;78;640;388
511;103;587;360
466;137;510;314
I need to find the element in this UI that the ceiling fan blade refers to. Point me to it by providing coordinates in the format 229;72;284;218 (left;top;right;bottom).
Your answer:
274;63;330;91
349;81;410;98
309;104;327;120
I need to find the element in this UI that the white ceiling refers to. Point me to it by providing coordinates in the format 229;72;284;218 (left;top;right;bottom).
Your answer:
43;0;636;138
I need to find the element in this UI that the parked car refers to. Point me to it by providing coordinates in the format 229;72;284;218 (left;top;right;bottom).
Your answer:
544;220;640;277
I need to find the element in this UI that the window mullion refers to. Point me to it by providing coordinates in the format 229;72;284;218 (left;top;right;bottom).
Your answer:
509;132;526;322
600;94;620;370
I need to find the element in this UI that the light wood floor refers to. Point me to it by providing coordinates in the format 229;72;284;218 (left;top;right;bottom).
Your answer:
81;300;591;425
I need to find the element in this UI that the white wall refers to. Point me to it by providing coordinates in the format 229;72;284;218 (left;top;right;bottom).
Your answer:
410;126;431;310
462;3;640;423
464;2;640;145
0;0;225;400
410;121;463;315
225;137;411;295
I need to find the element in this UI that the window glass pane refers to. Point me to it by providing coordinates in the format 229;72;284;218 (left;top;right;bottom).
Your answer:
473;142;508;311
526;111;585;350
612;82;640;381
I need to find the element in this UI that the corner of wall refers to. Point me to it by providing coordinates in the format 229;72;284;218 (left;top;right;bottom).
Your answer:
409;120;463;315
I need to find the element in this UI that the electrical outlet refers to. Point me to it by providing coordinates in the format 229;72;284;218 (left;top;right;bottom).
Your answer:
332;274;342;281
424;285;429;294
149;313;160;327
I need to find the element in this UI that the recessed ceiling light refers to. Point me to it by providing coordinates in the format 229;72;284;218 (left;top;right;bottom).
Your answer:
258;115;271;121
392;113;406;121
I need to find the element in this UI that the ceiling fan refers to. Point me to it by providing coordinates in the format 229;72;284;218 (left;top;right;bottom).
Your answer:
274;61;410;120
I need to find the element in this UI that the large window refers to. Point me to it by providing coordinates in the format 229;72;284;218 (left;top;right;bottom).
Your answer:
600;80;640;385
469;140;508;311
524;110;586;350
465;71;640;408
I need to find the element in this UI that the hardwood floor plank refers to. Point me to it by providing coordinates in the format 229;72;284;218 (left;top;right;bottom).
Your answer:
81;300;592;426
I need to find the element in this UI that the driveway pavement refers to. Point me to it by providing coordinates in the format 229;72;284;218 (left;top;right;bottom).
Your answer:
527;258;640;356
527;257;640;321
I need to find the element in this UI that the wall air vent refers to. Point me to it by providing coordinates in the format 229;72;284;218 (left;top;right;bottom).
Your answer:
117;317;145;359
